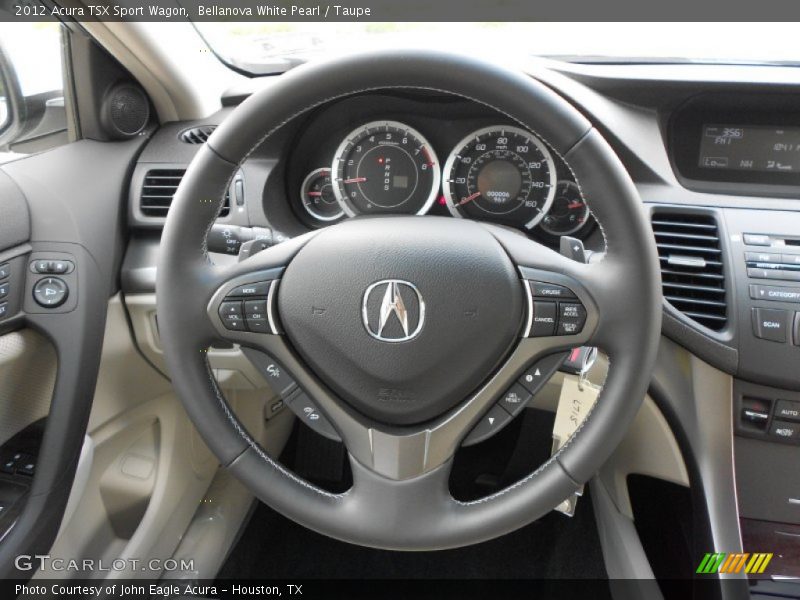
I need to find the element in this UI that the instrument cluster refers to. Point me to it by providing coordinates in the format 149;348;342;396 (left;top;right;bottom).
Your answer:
294;118;595;241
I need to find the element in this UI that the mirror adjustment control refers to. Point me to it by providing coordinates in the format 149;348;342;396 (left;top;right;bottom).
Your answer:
32;277;68;308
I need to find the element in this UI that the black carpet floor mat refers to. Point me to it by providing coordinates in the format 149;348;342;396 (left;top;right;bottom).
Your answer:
217;491;608;580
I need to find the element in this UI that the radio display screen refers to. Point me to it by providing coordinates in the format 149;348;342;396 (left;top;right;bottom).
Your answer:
699;125;800;173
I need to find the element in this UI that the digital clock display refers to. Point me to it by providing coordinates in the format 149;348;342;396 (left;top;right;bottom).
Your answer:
698;125;800;173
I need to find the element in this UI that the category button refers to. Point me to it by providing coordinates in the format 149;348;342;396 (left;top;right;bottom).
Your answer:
749;284;800;303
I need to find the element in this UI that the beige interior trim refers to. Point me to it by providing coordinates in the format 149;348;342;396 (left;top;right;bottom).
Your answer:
0;328;56;446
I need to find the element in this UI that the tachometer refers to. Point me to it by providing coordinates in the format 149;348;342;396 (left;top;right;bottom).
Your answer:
442;125;556;229
332;121;440;216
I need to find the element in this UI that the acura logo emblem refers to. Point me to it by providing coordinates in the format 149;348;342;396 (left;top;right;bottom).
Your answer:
362;280;425;342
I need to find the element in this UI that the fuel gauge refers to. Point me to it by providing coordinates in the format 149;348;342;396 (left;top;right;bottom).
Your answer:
540;180;591;237
301;168;343;223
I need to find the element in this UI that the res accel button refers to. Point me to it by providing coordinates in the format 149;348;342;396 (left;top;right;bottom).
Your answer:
752;308;788;342
557;303;587;336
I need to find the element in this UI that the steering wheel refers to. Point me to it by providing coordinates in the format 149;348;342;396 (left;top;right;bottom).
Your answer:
156;50;661;550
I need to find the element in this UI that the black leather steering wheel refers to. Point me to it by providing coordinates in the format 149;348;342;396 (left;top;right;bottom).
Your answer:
156;50;662;550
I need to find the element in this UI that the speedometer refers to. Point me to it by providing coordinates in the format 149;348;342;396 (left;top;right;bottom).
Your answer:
442;125;556;229
332;121;440;217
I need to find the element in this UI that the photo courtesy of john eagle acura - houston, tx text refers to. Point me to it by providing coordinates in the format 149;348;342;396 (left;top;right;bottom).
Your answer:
0;2;798;599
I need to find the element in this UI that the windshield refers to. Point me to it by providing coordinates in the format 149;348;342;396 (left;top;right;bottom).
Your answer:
194;22;800;75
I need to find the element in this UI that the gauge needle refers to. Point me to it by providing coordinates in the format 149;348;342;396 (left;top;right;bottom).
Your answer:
307;191;323;197
459;192;481;206
567;201;584;209
343;177;367;184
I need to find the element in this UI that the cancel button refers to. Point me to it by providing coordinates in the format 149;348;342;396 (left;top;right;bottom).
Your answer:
752;308;788;343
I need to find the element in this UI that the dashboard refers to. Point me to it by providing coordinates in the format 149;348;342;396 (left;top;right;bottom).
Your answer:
120;62;800;584
280;93;597;248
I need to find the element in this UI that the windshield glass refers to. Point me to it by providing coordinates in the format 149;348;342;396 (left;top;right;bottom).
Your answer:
194;22;800;75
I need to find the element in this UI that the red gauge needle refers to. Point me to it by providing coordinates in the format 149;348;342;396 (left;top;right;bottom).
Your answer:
307;191;323;197
567;201;585;210
459;192;481;206
343;177;367;184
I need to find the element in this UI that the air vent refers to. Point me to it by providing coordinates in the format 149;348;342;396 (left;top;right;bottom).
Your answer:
178;125;216;144
652;212;727;331
140;168;229;218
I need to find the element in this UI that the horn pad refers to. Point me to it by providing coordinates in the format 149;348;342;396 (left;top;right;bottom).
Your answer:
278;217;524;426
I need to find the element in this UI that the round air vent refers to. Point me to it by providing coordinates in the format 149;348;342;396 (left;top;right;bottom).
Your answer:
100;82;150;139
179;125;217;144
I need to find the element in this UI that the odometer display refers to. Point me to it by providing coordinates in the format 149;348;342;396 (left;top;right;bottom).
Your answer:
442;125;556;229
332;121;440;216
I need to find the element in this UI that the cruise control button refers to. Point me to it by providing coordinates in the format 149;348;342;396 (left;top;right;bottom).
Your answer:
462;404;513;446
33;277;68;308
528;281;576;299
0;282;8;300
518;352;569;395
775;400;800;423
228;281;271;297
498;383;533;416
285;392;340;442
770;420;799;441
530;301;557;336
0;263;8;280
752;308;788;342
557;302;587;336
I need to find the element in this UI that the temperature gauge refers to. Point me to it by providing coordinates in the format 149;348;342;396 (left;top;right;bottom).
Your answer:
540;180;591;237
301;168;344;223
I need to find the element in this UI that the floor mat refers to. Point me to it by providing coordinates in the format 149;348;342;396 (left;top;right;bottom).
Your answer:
217;491;608;580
